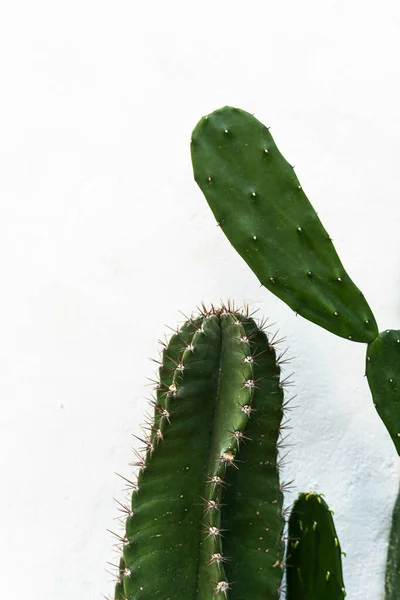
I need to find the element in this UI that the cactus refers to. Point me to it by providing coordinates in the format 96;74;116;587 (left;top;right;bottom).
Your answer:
111;304;287;599
366;330;400;598
386;487;400;599
190;106;378;343
190;106;400;596
287;492;346;599
366;330;400;454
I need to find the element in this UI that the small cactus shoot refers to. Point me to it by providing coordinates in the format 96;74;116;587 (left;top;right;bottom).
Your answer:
366;330;400;455
190;106;378;343
287;492;346;599
112;304;286;599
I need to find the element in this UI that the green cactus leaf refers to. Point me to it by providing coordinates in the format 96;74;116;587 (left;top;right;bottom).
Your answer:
366;329;400;455
191;106;378;343
287;492;346;599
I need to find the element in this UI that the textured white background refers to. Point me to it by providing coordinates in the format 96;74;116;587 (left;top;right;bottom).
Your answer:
1;1;400;598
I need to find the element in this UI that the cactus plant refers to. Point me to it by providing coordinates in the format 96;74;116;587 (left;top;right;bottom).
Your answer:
191;105;400;597
108;303;346;599
386;487;400;600
110;304;288;599
287;492;346;599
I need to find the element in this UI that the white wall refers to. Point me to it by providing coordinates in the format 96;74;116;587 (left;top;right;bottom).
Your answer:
1;1;399;598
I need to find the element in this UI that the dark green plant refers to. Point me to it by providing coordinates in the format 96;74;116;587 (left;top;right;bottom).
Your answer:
191;105;399;597
386;488;400;600
110;304;286;599
107;303;345;599
287;492;346;599
190;106;377;343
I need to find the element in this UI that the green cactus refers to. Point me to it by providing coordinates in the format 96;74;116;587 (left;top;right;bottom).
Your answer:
386;487;400;599
190;106;378;343
111;304;286;599
287;492;346;599
366;330;400;454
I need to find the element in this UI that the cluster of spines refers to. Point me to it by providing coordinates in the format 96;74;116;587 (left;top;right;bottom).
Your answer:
107;301;292;599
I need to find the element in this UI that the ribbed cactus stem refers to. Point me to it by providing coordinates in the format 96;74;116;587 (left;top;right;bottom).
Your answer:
111;304;286;599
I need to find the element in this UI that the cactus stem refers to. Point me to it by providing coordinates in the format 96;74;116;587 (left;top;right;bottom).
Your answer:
111;304;286;599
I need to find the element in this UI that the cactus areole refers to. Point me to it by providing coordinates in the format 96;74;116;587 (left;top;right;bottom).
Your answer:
191;106;378;343
112;304;286;599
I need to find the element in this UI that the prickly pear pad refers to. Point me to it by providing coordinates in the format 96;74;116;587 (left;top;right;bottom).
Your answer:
366;329;400;455
191;106;378;343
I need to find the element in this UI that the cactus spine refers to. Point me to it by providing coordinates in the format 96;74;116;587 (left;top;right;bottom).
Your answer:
287;492;346;599
112;304;286;599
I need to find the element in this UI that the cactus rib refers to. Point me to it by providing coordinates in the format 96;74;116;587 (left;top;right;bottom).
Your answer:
191;106;378;343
